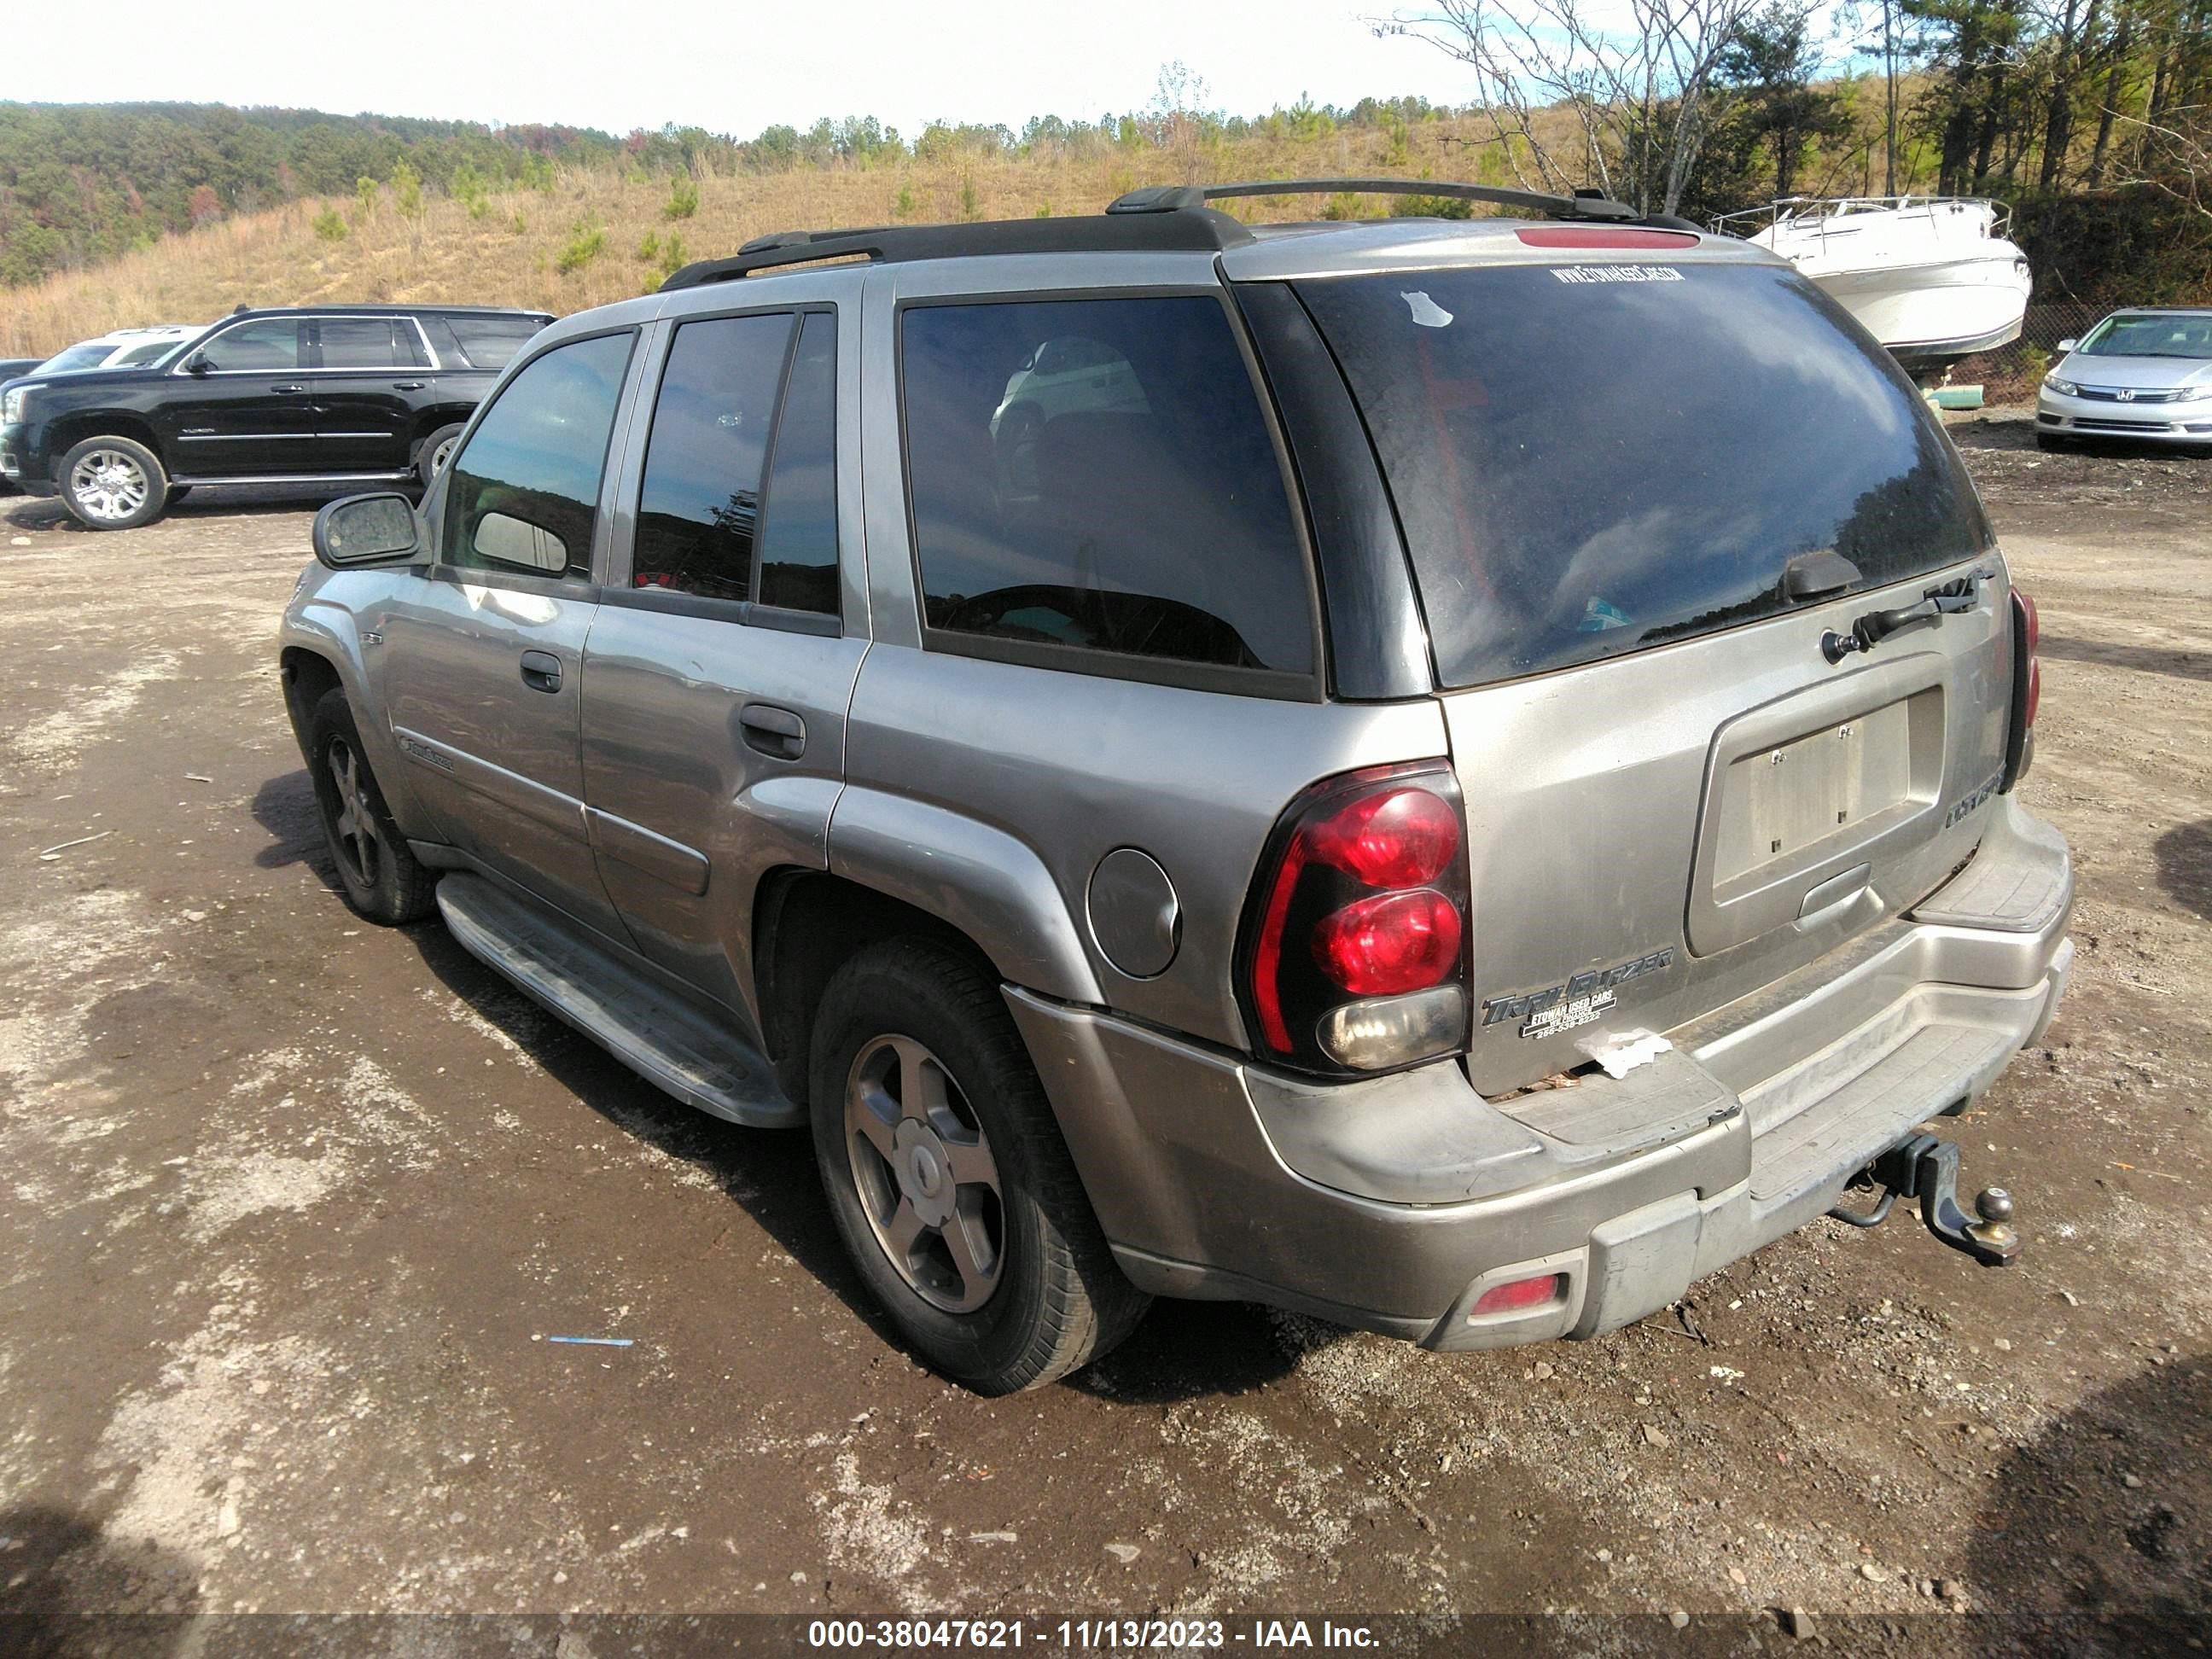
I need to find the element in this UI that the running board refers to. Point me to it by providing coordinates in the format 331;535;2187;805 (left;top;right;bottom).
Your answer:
168;471;416;486
435;872;802;1129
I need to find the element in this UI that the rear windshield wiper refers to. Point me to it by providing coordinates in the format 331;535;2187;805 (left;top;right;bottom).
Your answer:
1822;566;1995;663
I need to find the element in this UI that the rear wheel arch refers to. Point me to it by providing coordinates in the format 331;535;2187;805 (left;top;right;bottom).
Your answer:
410;407;476;454
753;869;1000;1110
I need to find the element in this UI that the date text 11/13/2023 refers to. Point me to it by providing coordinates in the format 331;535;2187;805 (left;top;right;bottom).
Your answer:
806;1618;1378;1649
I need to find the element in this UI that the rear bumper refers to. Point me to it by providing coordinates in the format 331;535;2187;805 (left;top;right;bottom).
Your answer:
1010;794;2072;1349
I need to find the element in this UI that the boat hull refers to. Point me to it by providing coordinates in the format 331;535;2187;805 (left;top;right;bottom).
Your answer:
1807;247;2034;365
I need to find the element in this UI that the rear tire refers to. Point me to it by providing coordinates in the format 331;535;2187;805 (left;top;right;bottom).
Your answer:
59;435;168;531
306;687;437;925
808;938;1149;1394
416;422;466;490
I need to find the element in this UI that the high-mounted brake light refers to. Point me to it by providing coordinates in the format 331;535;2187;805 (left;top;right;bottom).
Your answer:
1513;226;1699;250
1240;763;1471;1074
2002;586;2040;791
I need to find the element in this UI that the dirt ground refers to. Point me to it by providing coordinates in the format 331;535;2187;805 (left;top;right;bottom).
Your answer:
0;417;2205;1656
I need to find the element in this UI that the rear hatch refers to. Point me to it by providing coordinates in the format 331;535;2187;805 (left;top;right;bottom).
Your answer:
1283;247;2011;1094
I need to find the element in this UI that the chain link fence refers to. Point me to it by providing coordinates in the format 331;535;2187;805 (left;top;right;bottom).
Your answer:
1951;300;2110;403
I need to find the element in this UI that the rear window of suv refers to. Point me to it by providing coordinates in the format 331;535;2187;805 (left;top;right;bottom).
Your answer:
1292;262;1990;688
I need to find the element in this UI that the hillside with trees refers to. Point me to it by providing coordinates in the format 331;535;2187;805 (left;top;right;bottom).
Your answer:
0;0;2203;354
0;102;631;289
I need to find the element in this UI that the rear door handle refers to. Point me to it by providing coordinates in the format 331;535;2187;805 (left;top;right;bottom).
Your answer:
393;381;427;391
739;702;805;760
520;650;563;693
273;383;307;395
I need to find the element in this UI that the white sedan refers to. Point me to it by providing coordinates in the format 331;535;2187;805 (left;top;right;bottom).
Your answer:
2037;307;2212;451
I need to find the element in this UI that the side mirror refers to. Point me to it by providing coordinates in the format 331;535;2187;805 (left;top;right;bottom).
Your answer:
2055;339;2077;353
313;492;423;569
473;509;568;574
183;352;210;376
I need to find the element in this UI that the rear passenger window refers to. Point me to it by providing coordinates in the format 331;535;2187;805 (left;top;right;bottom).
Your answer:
443;331;633;580
754;313;840;614
900;296;1311;678
444;313;544;370
632;312;797;603
317;317;428;369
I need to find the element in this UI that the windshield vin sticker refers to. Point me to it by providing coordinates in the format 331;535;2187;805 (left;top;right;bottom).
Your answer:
1483;947;1678;1039
1550;265;1686;285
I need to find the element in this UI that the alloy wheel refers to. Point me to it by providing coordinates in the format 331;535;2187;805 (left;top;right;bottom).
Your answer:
325;736;382;888
844;1034;1004;1313
68;449;148;522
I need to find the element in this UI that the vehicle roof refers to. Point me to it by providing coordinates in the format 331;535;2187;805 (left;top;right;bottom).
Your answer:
217;304;554;320
79;324;201;341
1216;215;1780;280
2099;306;2212;317
655;178;1755;293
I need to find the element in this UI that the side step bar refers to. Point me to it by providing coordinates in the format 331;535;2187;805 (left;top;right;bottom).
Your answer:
436;872;802;1129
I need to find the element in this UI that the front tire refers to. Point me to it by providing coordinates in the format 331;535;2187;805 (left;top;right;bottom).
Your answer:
809;939;1148;1394
416;422;466;490
306;687;437;925
2035;432;2069;452
59;435;168;531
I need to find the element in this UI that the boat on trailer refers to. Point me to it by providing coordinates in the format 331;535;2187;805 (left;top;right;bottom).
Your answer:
1713;197;2034;374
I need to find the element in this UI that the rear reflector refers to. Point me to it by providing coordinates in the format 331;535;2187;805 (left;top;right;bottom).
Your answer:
1515;226;1699;249
1470;1272;1565;1317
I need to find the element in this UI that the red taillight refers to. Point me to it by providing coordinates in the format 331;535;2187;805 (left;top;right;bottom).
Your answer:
1470;1273;1564;1316
2004;585;2040;790
1241;763;1471;1073
1307;786;1460;888
1313;889;1463;994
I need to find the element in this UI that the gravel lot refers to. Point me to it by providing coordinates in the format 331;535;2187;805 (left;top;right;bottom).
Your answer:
0;421;2205;1655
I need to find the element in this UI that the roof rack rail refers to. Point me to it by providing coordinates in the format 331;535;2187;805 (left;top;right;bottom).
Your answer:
659;177;1680;291
660;207;1253;290
1107;178;1642;224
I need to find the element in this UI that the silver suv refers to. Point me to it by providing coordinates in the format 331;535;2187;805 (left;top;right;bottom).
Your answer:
279;180;2072;1394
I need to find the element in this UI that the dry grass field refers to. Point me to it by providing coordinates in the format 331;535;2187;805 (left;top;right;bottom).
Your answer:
0;97;1927;355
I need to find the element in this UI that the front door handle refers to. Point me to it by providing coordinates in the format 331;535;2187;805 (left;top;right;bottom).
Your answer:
273;383;308;395
520;649;563;693
739;702;805;760
393;381;428;391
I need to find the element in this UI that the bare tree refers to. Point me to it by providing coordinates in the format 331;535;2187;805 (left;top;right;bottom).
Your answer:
1373;0;1774;214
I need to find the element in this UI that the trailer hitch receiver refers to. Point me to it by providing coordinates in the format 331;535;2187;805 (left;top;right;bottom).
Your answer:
1828;1133;2020;1266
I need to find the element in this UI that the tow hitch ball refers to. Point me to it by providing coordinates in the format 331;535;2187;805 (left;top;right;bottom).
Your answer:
1828;1133;2022;1266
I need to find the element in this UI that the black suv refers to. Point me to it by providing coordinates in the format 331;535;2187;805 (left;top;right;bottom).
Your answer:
0;305;552;530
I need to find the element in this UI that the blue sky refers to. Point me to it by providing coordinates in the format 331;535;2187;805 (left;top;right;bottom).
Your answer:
52;1;1486;137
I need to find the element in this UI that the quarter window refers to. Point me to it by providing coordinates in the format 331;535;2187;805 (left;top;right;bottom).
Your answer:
442;331;633;580
198;318;301;371
900;296;1311;677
